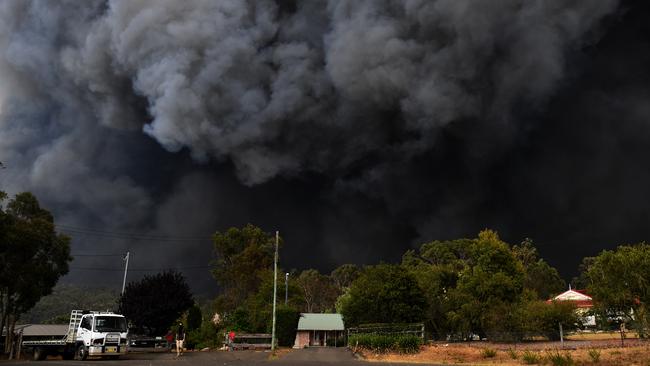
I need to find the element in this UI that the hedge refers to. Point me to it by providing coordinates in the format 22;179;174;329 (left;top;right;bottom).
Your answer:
348;333;422;353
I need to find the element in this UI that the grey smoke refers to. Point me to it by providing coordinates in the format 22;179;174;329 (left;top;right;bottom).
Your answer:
0;0;628;293
6;0;616;184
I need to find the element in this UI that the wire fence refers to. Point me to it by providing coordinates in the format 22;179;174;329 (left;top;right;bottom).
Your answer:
346;323;648;350
348;323;425;340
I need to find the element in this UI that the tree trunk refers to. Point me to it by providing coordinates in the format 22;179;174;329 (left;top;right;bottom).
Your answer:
0;292;7;355
300;284;314;313
4;314;15;354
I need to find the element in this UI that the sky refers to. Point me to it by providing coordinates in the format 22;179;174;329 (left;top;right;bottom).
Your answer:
1;0;650;296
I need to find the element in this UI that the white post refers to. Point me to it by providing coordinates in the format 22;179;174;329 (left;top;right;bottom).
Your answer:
271;232;279;351
559;323;564;348
121;252;130;295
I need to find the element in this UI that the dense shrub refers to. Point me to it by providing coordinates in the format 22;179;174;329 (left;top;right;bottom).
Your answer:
525;301;580;340
394;335;421;353
186;305;203;331
227;307;252;331
349;334;422;353
274;305;300;347
187;321;223;350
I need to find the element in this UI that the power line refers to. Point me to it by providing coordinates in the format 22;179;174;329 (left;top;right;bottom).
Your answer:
57;225;212;240
69;265;211;272
71;253;124;257
55;224;212;242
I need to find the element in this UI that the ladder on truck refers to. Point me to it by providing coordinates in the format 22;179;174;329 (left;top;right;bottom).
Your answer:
66;310;83;343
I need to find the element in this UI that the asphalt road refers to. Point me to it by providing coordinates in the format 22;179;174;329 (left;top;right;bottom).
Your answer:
0;347;439;365
0;348;352;366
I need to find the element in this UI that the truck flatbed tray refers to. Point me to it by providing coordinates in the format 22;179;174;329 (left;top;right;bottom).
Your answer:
22;339;67;346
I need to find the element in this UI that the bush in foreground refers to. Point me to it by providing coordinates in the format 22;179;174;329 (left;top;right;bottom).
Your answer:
588;348;601;363
546;350;575;366
522;350;542;364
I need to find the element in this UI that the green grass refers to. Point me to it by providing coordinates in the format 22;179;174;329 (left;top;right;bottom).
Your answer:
507;348;518;359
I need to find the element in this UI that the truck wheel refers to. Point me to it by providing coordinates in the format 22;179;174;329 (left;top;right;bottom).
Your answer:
76;345;88;361
33;347;48;361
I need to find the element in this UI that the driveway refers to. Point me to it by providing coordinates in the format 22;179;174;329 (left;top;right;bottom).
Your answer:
279;347;357;363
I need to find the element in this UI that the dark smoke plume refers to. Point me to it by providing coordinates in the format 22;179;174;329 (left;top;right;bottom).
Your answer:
4;0;650;294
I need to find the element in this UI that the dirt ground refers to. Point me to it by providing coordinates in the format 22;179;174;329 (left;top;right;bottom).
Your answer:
359;335;650;365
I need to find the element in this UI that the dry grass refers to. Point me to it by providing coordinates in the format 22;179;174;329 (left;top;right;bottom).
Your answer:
566;331;639;341
359;341;650;365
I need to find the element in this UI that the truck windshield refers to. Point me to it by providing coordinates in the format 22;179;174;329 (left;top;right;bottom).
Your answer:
94;316;127;332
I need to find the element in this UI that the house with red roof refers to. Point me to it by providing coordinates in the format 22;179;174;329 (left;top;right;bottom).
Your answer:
547;285;596;326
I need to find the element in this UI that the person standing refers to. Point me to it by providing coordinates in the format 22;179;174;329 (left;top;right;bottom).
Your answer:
165;330;173;350
175;323;185;357
228;331;236;351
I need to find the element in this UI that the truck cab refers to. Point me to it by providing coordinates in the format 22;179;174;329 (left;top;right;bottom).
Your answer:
75;312;128;360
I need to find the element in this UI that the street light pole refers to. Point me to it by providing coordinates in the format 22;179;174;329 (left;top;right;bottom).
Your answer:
121;251;130;295
285;273;289;305
271;231;279;352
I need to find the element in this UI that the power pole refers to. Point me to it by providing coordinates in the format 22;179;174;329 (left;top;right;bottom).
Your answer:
271;232;279;351
121;251;130;295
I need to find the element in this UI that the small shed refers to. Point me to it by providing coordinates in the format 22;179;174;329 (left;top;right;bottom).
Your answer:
293;313;344;348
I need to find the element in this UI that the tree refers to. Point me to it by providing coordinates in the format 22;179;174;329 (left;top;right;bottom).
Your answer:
186;305;203;331
585;243;650;335
0;192;71;354
183;305;204;350
118;270;193;335
211;224;278;311
330;264;360;291
449;230;525;338
296;269;338;313
512;238;565;299
219;265;305;335
402;239;471;339
518;300;580;340
275;305;300;346
403;239;473;269
570;256;596;290
338;264;426;327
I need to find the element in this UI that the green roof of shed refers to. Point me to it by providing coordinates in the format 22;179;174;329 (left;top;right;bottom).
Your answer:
297;313;345;331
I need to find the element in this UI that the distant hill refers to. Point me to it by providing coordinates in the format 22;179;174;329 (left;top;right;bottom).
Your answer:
21;284;119;324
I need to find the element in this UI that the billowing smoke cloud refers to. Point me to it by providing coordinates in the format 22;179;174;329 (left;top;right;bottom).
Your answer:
16;0;616;184
5;0;650;294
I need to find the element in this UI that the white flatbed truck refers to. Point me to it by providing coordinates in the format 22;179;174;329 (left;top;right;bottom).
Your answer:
22;310;128;360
